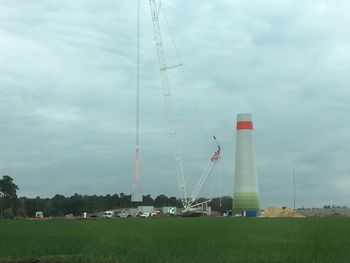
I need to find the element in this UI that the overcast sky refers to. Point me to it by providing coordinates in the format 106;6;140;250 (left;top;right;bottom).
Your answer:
1;0;349;208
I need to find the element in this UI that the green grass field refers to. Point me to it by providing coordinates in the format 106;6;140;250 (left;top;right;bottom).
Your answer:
0;217;349;263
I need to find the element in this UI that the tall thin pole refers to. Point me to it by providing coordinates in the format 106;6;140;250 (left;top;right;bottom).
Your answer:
132;0;142;202
136;0;140;148
293;168;296;212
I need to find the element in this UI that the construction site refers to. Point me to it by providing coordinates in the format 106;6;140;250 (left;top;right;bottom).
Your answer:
1;1;350;262
130;1;274;218
88;0;350;219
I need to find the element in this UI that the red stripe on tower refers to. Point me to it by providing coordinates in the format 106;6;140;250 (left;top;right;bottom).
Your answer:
237;121;253;130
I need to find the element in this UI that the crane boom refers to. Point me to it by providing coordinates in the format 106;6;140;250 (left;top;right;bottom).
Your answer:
149;0;188;208
188;145;221;208
149;1;222;212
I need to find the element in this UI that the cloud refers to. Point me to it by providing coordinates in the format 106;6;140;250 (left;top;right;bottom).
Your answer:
0;0;349;208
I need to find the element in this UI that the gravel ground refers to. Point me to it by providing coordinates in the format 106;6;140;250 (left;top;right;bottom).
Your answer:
301;208;350;217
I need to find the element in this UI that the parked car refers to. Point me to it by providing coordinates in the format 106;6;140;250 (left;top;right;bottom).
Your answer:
139;211;159;218
117;209;131;218
139;212;150;218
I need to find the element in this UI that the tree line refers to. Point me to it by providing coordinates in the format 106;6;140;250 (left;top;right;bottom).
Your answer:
0;175;232;218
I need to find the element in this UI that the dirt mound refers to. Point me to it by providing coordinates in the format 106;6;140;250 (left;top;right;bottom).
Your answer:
261;207;305;217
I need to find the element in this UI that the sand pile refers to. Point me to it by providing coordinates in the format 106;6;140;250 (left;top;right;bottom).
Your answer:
261;207;305;217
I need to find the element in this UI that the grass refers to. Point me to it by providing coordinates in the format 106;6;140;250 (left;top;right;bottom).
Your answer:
0;217;349;262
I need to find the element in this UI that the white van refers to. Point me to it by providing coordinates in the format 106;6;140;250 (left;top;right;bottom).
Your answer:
102;211;114;218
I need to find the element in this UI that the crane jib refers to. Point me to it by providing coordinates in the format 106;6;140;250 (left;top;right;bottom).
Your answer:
149;0;222;212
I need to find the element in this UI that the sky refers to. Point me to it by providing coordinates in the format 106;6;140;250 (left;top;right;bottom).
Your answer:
0;0;350;208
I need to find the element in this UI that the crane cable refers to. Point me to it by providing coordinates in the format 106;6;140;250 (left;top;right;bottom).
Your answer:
159;5;211;153
150;1;222;210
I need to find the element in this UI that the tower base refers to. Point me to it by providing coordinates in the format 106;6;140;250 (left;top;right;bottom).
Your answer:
233;192;260;215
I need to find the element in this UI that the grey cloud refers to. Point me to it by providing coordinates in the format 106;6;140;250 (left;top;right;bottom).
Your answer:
0;0;349;209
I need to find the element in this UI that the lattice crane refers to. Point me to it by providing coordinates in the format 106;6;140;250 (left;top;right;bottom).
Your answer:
149;0;221;212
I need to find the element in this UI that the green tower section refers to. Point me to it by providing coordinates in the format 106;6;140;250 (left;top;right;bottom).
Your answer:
233;192;260;215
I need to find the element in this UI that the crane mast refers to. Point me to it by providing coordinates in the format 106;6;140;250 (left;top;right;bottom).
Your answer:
131;0;142;203
149;0;188;209
149;0;221;212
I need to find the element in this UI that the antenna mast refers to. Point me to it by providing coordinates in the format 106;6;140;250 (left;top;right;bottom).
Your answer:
132;0;143;202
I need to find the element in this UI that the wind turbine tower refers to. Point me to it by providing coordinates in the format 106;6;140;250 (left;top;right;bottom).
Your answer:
233;113;260;215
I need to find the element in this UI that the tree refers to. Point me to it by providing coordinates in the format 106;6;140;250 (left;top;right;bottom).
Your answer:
16;197;26;217
154;195;169;207
52;194;67;216
142;195;154;206
168;197;177;207
0;175;19;218
210;196;233;212
68;193;84;215
119;193;131;208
